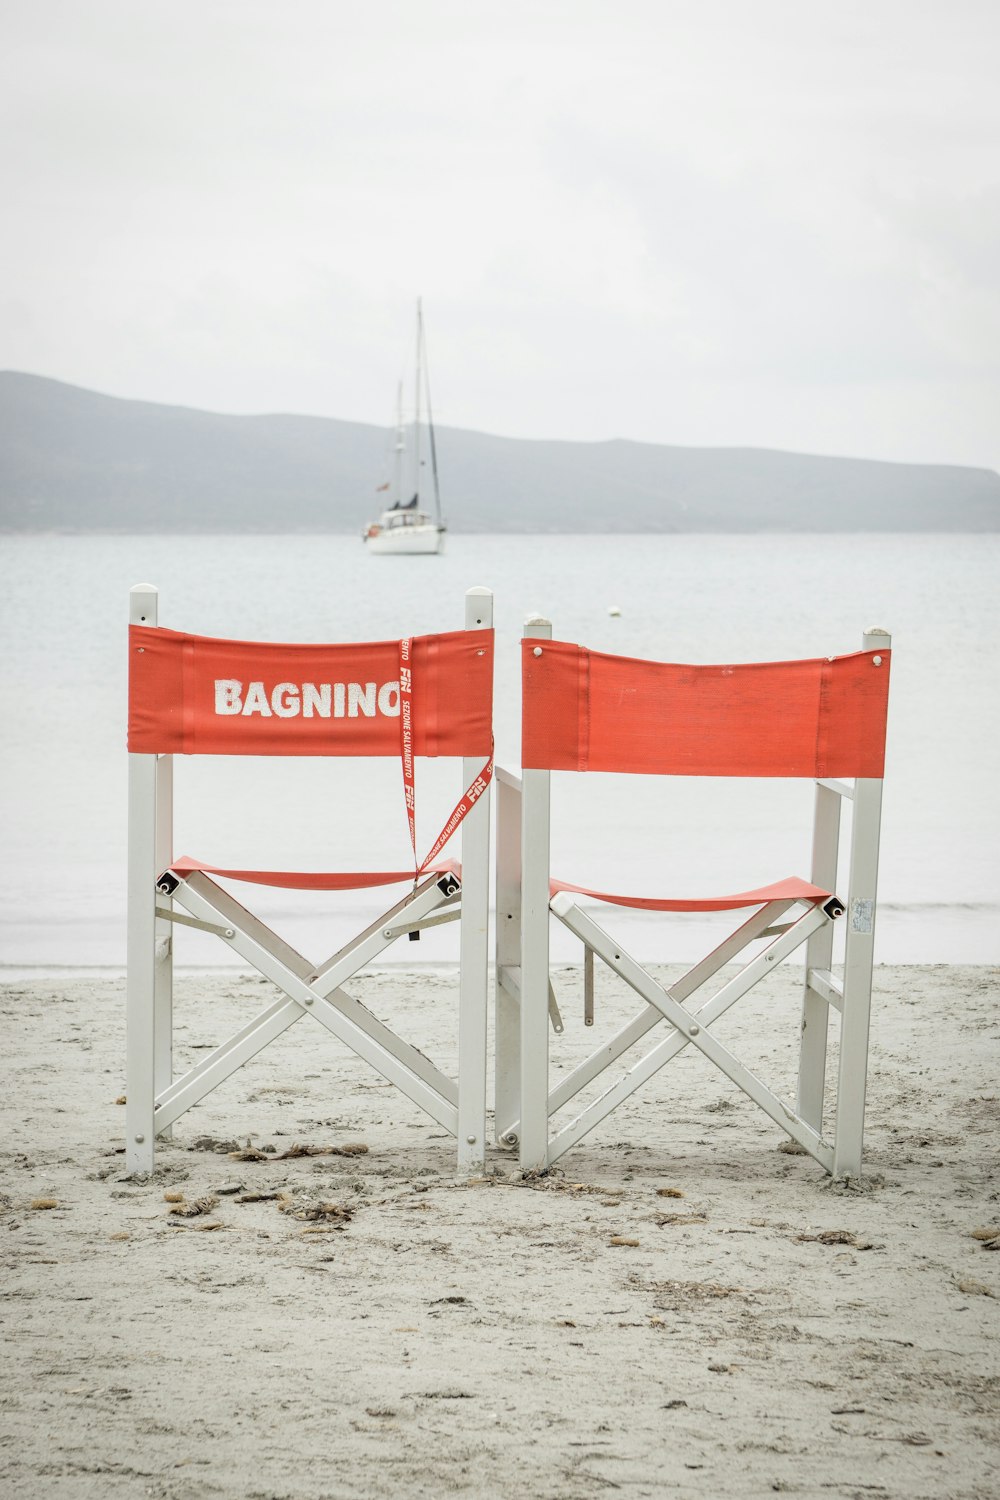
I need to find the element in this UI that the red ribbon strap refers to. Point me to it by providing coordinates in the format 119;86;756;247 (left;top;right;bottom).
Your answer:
399;636;492;877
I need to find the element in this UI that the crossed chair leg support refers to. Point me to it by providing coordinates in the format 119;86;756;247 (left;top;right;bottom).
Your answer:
126;868;487;1176
499;893;844;1174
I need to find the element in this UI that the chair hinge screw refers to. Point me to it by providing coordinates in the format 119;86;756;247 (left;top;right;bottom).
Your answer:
466;1135;477;1145
688;1023;700;1036
134;1134;145;1144
303;996;314;1006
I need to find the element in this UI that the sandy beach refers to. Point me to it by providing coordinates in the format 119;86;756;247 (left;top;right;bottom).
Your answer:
1;963;997;1499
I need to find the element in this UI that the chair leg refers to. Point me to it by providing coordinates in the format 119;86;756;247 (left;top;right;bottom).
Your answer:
153;753;173;1140
126;754;157;1175
494;771;522;1144
833;910;876;1177
797;977;831;1134
798;781;841;1131
832;776;883;1178
457;786;490;1174
519;768;552;1172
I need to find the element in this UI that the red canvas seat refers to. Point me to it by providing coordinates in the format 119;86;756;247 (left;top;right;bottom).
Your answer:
126;585;494;1175
496;618;891;1178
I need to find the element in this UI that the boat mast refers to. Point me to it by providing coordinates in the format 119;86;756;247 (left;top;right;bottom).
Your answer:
422;318;444;528
413;299;423;503
393;379;405;506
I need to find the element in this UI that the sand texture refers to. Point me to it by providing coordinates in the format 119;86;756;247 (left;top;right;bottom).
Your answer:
1;964;998;1498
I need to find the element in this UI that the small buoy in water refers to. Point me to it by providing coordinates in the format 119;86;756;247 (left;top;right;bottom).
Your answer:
608;604;621;617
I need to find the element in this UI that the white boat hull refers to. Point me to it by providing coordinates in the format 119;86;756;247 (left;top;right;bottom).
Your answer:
365;520;445;555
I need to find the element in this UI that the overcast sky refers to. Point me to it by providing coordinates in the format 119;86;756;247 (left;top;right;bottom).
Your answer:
2;0;998;471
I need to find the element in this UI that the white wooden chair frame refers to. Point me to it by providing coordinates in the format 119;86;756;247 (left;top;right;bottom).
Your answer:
496;615;890;1180
126;585;493;1176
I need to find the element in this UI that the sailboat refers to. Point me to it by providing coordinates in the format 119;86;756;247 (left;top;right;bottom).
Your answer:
363;300;446;555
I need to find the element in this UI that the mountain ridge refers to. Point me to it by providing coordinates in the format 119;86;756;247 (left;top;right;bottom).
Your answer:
2;370;998;533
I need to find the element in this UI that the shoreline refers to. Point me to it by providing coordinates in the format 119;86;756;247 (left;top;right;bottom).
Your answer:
1;956;996;979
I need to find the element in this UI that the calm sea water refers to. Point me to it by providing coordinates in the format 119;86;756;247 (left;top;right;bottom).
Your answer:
1;532;997;969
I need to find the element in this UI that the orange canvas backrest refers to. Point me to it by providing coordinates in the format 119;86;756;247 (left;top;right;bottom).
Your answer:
128;624;494;758
521;638;890;779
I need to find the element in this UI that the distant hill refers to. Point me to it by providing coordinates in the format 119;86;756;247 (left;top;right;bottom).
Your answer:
1;371;998;533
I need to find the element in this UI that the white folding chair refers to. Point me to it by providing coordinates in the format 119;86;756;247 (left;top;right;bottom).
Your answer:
496;616;891;1179
126;585;493;1175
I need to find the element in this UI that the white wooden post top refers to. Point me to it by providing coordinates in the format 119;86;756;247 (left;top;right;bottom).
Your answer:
464;587;493;628
130;583;159;626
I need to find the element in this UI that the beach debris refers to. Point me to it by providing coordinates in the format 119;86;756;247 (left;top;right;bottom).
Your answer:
509;1170;626;1197
955;1277;995;1298
162;1190;185;1203
970;1226;1000;1246
216;1181;245;1196
656;1186;685;1198
644;1278;743;1304
796;1228;874;1249
236;1190;281;1204
778;1139;808;1155
167;1195;218;1217
227;1143;270;1162
656;1212;708;1227
823;1170;887;1195
607;604;622;617
663;1399;688;1409
609;1235;641;1247
30;1198;59;1210
275;1141;369;1159
115;1095;126;1106
276;1191;353;1226
191;1136;242;1154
